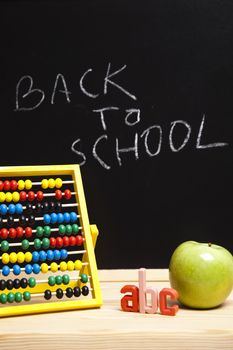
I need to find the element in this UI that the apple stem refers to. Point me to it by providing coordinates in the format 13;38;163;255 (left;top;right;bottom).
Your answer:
208;243;212;247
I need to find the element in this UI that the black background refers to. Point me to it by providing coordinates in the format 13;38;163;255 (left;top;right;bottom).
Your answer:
0;0;232;268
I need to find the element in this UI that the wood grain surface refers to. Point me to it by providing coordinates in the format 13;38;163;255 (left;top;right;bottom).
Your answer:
0;269;232;350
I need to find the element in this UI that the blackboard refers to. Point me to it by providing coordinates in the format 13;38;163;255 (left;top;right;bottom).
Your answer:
0;0;232;268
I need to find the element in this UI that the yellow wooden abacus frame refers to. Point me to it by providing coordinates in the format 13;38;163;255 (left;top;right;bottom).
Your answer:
0;164;102;317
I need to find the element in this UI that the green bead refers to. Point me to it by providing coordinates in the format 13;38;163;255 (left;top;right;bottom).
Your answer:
43;226;51;237
59;224;66;235
80;273;88;283
66;224;72;235
42;237;50;249
62;274;70;285
21;239;30;250
7;292;15;303
15;292;22;303
72;224;79;233
48;276;56;286
28;277;36;288
34;238;41;250
55;275;63;285
36;226;44;237
1;240;9;252
0;293;7;304
23;291;31;301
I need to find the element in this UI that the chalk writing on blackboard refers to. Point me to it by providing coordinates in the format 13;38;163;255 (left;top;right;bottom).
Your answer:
14;63;229;170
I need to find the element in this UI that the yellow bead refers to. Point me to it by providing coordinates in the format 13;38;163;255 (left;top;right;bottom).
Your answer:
60;261;67;272
74;260;82;270
48;178;55;189
0;192;6;202
24;252;32;263
25;179;32;190
41;263;49;273
18;180;25;190
55;178;63;188
5;192;12;202
50;262;58;272
41;179;48;189
67;261;74;271
12;191;20;203
9;252;17;264
2;253;9;264
17;252;25;264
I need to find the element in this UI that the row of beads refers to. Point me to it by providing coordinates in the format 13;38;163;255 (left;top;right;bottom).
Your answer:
1;248;69;264
0;273;88;291
0;203;23;215
1;259;83;276
0;211;78;227
0;291;31;303
0;189;72;203
0;224;80;240
1;235;83;252
44;286;89;300
43;212;77;224
0;285;89;304
0;178;63;191
0;277;36;290
22;201;63;214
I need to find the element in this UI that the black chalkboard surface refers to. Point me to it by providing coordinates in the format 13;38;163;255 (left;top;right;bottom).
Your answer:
0;0;232;268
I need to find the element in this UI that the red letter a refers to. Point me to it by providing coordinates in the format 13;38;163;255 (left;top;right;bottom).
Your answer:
120;285;139;312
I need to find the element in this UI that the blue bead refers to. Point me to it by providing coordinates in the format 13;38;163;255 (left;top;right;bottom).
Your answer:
25;264;33;274
60;249;68;259
0;204;8;215
53;249;61;260
15;203;23;215
50;213;57;224
13;264;21;275
2;265;10;276
57;213;64;223
63;212;70;223
43;214;51;224
33;264;40;274
70;212;77;223
39;250;47;261
32;251;39;262
46;250;54;260
8;204;16;215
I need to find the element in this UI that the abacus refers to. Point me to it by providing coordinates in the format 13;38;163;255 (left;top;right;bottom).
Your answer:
0;164;102;317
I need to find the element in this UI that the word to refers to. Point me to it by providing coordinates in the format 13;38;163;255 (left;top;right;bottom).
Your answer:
120;268;179;316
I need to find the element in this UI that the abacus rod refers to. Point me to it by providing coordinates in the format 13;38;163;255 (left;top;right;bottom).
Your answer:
34;275;91;284
42;191;76;197
2;214;80;223
0;249;86;258
21;202;78;210
0;261;89;274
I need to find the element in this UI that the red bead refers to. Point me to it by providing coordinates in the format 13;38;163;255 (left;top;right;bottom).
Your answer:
8;228;16;239
69;236;76;246
76;235;83;246
3;180;11;191
20;191;27;201
64;189;71;200
56;237;63;248
28;191;35;202
25;227;32;238
36;191;44;201
10;180;18;191
0;228;9;239
16;226;24;238
62;236;69;246
55;190;62;200
50;237;56;248
0;181;3;191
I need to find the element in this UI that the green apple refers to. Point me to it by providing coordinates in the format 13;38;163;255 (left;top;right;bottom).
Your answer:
169;241;233;309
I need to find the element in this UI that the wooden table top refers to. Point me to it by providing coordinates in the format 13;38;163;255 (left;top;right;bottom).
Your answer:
0;269;232;350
